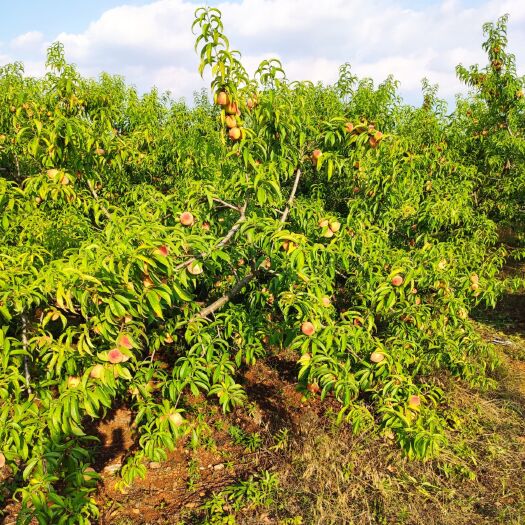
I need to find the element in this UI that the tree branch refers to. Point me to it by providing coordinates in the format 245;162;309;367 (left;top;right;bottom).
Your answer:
192;169;302;320
280;169;301;224
14;153;22;184
21;314;32;394
192;271;258;320
175;201;248;271
212;197;242;211
87;180;111;219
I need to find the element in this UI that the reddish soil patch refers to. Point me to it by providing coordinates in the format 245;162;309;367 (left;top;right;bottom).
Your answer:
91;407;136;470
93;355;323;524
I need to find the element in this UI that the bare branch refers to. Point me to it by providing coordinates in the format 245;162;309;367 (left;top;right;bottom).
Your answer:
215;201;248;249
14;153;22;183
87;180;111;219
280;169;301;224
192;271;258;320
212;197;242;211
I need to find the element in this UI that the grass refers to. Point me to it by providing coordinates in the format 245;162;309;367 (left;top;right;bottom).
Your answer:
271;375;525;525
263;301;525;525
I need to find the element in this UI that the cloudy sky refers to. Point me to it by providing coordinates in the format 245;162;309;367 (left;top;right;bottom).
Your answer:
1;0;524;106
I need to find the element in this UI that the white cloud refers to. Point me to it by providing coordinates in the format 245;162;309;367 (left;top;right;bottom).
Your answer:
1;0;525;105
10;31;45;51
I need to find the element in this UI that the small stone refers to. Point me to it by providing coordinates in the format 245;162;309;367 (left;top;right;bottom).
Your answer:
149;462;162;469
199;491;206;497
132;509;140;515
103;463;122;474
213;463;224;471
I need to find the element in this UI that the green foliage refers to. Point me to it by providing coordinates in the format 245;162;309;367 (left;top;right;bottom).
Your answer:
197;471;278;524
228;425;262;452
455;14;525;225
0;8;522;522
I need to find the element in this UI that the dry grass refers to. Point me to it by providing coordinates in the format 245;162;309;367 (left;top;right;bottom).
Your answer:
103;326;525;525
272;360;525;525
204;289;525;525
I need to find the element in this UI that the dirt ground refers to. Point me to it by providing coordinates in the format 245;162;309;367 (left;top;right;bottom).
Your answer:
91;278;525;525
91;352;335;524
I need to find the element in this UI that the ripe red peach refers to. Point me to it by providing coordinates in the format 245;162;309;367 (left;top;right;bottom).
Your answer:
180;212;195;226
225;102;238;115
216;91;229;106
370;351;385;363
118;334;133;349
321;296;331;307
329;221;341;233
311;149;322;163
408;395;421;410
391;275;404;287
228;127;242;141
108;348;124;364
225;115;237;128
301;321;315;336
155;245;169;257
90;364;105;379
67;376;81;388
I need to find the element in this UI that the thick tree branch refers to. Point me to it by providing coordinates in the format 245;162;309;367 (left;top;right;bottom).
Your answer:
193;271;258;320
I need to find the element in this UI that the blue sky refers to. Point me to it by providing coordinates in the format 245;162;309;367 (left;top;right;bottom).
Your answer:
1;0;523;106
1;0;207;39
2;1;144;40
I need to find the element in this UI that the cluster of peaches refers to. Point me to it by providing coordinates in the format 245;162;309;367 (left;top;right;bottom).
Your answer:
318;217;341;238
142;211;204;282
308;121;383;175
345;121;384;148
215;90;257;142
298;272;422;410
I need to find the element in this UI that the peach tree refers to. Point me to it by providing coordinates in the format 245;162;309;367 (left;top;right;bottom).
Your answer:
454;14;525;229
0;7;515;523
